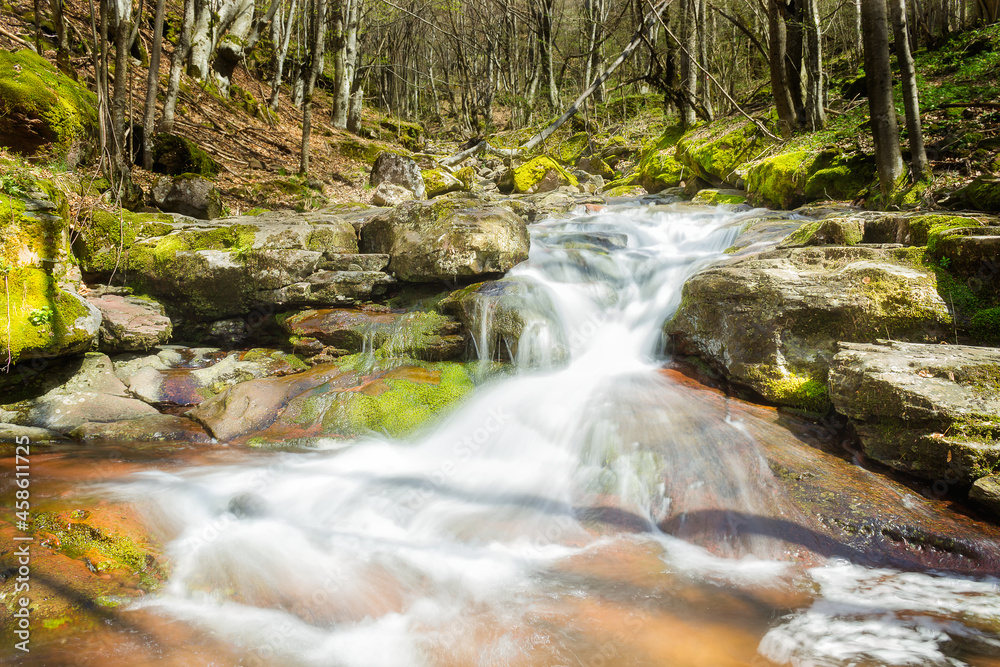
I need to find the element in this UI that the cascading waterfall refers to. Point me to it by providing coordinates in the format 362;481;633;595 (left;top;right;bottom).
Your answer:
111;202;1000;666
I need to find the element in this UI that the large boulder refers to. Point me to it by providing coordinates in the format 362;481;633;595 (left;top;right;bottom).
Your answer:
360;197;530;282
0;49;98;166
69;413;213;443
76;209;390;320
369;152;425;199
88;294;173;352
278;308;465;360
371;182;416;207
151;133;221;177
188;357;474;443
0;353;159;433
666;246;952;410
151;174;224;220
498;156;578;194
829;341;1000;485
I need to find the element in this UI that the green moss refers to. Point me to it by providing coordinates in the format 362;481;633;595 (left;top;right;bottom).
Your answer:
780;218;864;246
907;214;980;251
555;132;590;165
323;362;475;438
746;366;830;412
636;124;685;192
0;49;98;160
151;133;221;177
745;151;816;209
454;166;475;190
677;117;776;185
0;267;93;364
421;168;463;198
229;84;260;118
691;189;747;205
502;156;579;194
971;307;1000;343
604;185;647;197
31;512;162;583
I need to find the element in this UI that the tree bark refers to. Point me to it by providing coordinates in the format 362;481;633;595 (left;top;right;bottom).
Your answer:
861;0;905;197
160;0;193;132
299;0;326;175
142;0;166;171
269;0;298;110
804;0;825;130
679;0;698;127
768;0;798;135
110;0;133;178
890;0;929;178
52;0;70;67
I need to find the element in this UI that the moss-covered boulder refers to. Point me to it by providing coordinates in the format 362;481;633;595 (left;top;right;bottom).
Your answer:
676;117;775;186
555;132;591;165
637;125;685;193
830;341;1000;484
421;168;466;198
188;356;475;442
0;170;101;364
746;148;875;209
498;156;579;194
666;246;952;411
0;49;98;166
779;217;865;247
151;133;221;177
691;189;748;206
278;307;465;360
960;175;1000;212
360;196;529;282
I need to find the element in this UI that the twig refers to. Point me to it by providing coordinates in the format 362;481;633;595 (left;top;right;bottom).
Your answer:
0;26;31;48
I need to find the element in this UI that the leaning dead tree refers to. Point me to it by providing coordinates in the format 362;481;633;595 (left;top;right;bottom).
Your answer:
441;0;671;166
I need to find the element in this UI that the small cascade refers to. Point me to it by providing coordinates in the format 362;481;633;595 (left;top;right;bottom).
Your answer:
96;202;1000;667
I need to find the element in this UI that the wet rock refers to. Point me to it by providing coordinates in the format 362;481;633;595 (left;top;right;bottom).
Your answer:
667;246;952;410
88;294;173;352
369;152;425;199
0;423;69;445
204;317;253;347
440;279;566;365
189;358;474;443
115;347;307;406
0;353;159;433
691;189;748;206
372;182;417;207
318;253;390;272
69;413;213;443
278;308;465;361
360;197;529;282
829;340;1000;484
150;174;223;220
970;476;1000;516
779;217;865;247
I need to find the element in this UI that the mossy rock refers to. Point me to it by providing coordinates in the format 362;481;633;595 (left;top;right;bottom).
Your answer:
555;132;591;165
636;124;685;193
229;84;260;119
971;307;1000;344
906;214;981;250
779;217;864;247
421;168;465;198
745;151;819;209
151;133;221;177
498;156;579;194
337;136;410;165
691;189;748;206
0;267;100;364
676;117;776;186
319;360;475;438
960;175;1000;212
74;209;176;275
0;49;98;166
603;185;648;197
378;118;425;151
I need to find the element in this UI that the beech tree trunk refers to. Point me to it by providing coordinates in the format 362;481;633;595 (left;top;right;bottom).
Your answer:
160;0;193;132
861;0;905;196
768;0;798;135
804;0;825;130
269;0;298;110
889;0;930;178
679;0;698;127
299;0;327;175
142;0;166;170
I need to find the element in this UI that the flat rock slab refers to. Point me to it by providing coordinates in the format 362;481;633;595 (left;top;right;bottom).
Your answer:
69;413;213;443
88;294;173;352
114;347;307;406
0;353;159;433
830;340;1000;483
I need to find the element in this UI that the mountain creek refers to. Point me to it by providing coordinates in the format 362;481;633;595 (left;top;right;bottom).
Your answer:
3;193;1000;666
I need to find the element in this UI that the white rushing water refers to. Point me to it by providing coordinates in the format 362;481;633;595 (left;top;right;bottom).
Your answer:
114;203;1000;666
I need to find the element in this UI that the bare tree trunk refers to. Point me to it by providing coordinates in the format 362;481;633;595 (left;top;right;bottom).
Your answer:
160;0;193;132
52;0;70;67
785;0;806;123
697;0;714;120
33;0;42;53
299;0;326;175
269;0;298;110
110;0;133;178
680;0;698;127
768;0;798;135
332;0;358;129
889;0;930;178
804;0;825;130
854;0;863;67
861;0;904;197
142;0;166;171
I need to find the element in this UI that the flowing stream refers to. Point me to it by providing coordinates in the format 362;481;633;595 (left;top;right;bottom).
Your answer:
91;203;1000;666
